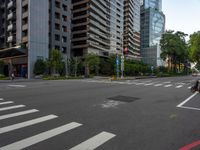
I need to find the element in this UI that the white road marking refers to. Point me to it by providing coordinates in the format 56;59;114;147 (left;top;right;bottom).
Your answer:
177;92;198;107
154;84;163;87
0;122;82;150
163;81;171;84
8;85;26;88
0;115;58;134
101;100;124;108
135;82;144;85
176;85;183;88
69;131;116;150
0;109;39;121
178;106;200;111
0;105;25;112
0;101;13;105
164;84;172;88
188;86;191;89
144;83;154;86
0;98;4;101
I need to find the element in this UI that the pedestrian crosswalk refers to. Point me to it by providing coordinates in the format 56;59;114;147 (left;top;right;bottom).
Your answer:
0;98;116;150
83;79;193;90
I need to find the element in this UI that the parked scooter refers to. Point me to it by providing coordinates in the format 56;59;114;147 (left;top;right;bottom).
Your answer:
191;79;200;93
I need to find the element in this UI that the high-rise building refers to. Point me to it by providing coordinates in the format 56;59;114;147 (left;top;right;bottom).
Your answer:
0;0;142;78
0;0;71;78
71;0;124;57
140;0;165;66
123;0;141;60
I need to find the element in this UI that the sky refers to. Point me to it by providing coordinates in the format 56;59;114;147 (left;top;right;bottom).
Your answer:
162;0;200;36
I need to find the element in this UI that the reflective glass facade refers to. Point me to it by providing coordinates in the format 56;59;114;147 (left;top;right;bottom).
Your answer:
144;0;162;11
141;0;165;66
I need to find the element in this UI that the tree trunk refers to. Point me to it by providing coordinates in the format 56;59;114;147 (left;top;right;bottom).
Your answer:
85;64;90;78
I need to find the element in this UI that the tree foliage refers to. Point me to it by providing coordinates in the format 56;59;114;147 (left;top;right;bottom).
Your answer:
33;59;46;75
0;60;4;74
84;53;100;76
160;30;188;72
49;49;64;75
189;31;200;64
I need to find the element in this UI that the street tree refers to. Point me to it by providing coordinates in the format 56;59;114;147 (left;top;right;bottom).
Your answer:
189;31;200;65
49;49;64;75
160;30;188;72
0;60;4;75
84;53;100;77
33;59;46;75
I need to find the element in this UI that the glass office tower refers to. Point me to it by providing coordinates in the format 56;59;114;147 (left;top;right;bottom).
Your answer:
141;0;165;66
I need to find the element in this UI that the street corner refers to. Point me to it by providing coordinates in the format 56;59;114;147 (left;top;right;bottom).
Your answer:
177;92;200;111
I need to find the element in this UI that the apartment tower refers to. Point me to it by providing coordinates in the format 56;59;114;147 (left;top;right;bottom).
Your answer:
71;0;124;57
123;0;141;60
0;0;71;78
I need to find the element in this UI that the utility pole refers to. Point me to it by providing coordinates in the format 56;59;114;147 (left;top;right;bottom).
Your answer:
116;54;120;79
121;55;124;79
65;54;69;77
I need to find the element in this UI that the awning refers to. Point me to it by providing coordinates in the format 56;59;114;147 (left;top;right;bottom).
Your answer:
0;46;27;58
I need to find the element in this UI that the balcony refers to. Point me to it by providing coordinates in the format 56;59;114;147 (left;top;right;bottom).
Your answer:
7;13;13;20
7;1;14;9
22;24;28;31
7;24;13;31
22;11;28;18
22;0;28;7
7;36;13;42
22;36;28;42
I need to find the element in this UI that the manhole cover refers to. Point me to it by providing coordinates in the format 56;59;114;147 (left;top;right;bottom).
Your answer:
108;95;140;103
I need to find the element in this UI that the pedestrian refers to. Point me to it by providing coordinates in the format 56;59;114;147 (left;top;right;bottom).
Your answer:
191;79;200;92
11;72;15;81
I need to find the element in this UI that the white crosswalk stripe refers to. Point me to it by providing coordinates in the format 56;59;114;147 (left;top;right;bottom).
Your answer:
0;101;13;105
84;79;194;90
144;83;154;86
0;109;39;121
0;98;4;101
176;85;183;88
164;84;173;87
154;84;163;87
0;99;115;150
163;81;171;84
0;115;58;134
7;84;26;88
0;105;25;112
69;131;116;150
0;122;82;150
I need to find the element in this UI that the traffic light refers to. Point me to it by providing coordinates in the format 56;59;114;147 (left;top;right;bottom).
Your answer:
124;47;128;55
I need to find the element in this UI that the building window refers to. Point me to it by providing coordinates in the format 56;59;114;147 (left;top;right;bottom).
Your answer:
55;45;60;50
62;4;67;11
55;34;60;41
62;26;67;32
55;1;60;8
62;36;67;43
55;23;60;30
55;12;60;19
62;15;67;22
62;47;67;53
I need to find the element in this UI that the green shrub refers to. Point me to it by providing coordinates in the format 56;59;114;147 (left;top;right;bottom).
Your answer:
34;59;47;75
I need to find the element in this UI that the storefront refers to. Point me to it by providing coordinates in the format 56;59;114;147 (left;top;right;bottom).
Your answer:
0;46;28;78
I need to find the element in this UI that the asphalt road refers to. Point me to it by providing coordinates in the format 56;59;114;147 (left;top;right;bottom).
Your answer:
0;76;200;150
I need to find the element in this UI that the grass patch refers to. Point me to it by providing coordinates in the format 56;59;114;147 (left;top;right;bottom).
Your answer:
43;75;84;80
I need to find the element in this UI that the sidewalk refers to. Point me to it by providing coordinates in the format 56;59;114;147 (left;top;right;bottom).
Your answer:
0;78;42;83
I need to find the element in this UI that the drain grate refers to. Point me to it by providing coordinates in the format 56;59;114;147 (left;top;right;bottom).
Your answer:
108;95;140;103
